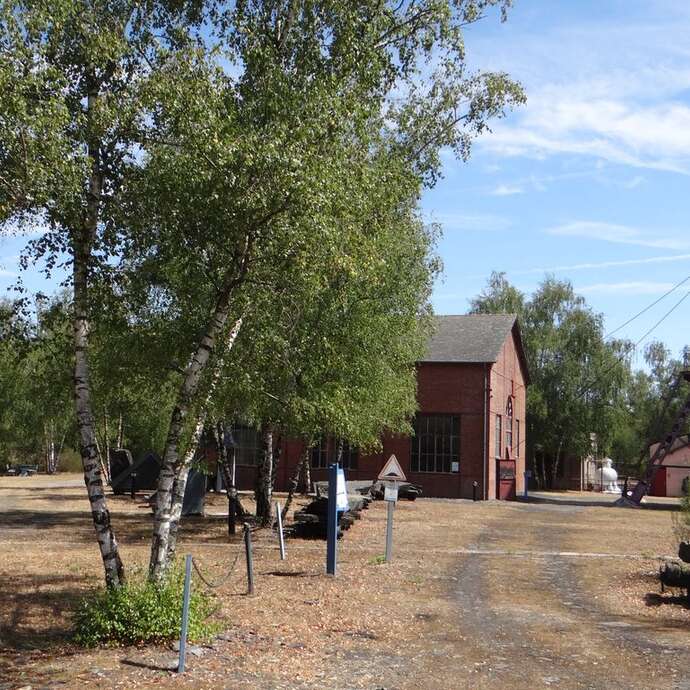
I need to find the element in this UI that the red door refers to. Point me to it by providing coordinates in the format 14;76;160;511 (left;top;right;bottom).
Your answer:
497;459;516;500
650;467;667;497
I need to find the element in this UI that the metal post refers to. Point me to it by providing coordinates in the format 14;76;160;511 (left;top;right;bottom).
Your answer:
385;499;394;563
244;523;254;594
276;501;286;560
130;472;137;499
472;481;478;501
524;471;529;498
178;554;192;673
326;463;338;575
228;447;237;536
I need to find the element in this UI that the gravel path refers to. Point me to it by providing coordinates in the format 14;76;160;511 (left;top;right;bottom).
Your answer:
2;477;689;689
447;503;690;690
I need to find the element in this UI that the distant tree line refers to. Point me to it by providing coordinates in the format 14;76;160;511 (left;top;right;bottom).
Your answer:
470;271;690;488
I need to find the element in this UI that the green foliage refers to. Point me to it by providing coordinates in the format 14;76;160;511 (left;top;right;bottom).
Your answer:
0;295;75;466
470;271;684;487
73;568;220;647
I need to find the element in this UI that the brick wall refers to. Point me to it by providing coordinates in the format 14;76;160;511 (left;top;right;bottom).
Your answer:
236;326;528;501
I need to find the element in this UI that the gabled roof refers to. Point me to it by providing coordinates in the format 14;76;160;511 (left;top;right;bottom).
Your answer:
421;314;530;384
666;435;690;454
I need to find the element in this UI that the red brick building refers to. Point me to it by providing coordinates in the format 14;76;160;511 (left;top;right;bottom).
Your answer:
231;314;529;500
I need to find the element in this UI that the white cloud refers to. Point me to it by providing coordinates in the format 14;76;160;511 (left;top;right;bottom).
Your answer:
483;101;690;174
576;281;685;296
469;11;690;173
512;252;690;276
546;221;690;251
491;184;524;196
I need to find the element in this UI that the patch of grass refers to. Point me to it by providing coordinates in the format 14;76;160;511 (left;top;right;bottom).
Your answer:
368;554;386;565
73;566;220;647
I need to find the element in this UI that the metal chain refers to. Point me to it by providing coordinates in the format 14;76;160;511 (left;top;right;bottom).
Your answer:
191;550;243;590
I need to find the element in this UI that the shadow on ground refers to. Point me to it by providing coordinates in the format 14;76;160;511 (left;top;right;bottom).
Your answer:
0;573;91;650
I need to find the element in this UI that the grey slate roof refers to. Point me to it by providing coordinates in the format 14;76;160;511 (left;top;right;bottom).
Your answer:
422;314;519;364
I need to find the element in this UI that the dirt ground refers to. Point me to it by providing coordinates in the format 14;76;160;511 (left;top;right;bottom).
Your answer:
1;474;689;690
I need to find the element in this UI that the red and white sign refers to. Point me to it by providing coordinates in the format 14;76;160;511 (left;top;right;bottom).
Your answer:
378;454;407;483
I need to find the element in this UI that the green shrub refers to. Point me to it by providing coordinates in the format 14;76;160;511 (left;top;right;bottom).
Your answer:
73;567;220;647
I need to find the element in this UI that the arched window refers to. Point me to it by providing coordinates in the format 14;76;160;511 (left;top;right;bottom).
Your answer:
505;398;514;455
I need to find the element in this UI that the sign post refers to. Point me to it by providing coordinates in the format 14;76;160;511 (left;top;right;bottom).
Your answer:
384;497;395;562
178;554;193;673
326;463;338;575
378;455;406;564
275;501;286;560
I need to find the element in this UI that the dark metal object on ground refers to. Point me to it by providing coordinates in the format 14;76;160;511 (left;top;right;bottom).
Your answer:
660;561;690;593
617;370;690;507
472;481;479;501
3;464;39;476
679;542;690;564
244;523;254;595
181;469;206;516
112;450;162;495
109;449;133;494
370;481;422;501
292;493;371;540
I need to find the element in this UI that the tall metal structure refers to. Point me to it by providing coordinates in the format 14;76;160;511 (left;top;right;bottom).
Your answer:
616;370;690;506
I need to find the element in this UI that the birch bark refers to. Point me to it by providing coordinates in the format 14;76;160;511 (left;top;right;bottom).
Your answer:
149;314;242;581
72;78;124;587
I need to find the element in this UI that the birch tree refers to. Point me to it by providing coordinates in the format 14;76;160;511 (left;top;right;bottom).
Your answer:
108;0;523;579
0;0;211;587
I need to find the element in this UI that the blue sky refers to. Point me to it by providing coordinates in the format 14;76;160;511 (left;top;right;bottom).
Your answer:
1;1;689;364
425;0;690;365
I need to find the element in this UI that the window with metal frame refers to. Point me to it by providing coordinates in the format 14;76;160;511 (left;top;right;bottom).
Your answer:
339;440;358;470
506;398;513;455
227;424;262;466
310;438;359;470
495;414;502;458
410;414;459;473
310;437;329;469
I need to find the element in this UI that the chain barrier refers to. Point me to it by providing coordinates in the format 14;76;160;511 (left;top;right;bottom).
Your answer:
191;550;243;590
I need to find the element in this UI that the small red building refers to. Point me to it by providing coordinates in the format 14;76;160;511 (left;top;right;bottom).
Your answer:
233;314;529;500
649;435;690;497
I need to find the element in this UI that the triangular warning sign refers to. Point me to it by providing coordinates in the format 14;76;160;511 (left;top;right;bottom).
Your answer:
378;454;407;482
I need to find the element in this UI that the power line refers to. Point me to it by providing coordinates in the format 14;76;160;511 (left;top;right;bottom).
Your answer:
604;274;690;340
575;288;690;401
631;289;690;349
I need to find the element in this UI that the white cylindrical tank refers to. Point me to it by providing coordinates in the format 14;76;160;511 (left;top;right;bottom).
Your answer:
599;457;621;493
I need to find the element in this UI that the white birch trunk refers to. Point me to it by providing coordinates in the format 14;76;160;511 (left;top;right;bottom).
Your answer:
149;316;242;582
302;455;311;495
71;78;124;588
